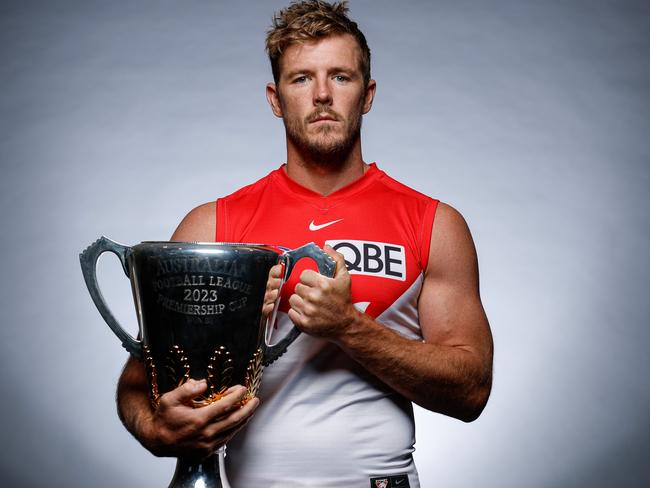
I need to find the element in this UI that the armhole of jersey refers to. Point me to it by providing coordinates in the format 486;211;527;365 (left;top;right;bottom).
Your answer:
418;198;439;270
215;198;227;242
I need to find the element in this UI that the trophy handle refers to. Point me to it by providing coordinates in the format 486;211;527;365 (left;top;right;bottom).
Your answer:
80;236;143;360
262;243;336;366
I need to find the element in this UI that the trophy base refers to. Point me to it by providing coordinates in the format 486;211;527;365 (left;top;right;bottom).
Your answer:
168;447;230;488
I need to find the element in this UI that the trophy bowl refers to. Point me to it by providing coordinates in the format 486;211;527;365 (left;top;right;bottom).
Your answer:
80;237;335;488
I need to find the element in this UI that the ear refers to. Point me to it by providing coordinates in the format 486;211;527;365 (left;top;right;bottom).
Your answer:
266;83;283;118
362;79;377;115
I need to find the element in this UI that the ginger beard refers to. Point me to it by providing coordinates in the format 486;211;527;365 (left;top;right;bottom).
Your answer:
279;93;366;167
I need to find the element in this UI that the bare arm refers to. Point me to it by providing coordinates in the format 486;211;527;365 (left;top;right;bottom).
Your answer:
288;202;493;422
116;202;260;458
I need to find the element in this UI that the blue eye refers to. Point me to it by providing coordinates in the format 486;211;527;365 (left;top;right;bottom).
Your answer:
293;76;308;84
334;75;349;82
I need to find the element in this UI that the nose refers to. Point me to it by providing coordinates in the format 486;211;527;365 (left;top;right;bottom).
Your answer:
313;77;332;106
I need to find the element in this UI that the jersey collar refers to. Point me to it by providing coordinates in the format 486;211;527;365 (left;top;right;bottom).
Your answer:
272;162;383;205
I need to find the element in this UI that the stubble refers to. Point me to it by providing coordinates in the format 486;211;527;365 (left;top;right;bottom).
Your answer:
280;96;365;168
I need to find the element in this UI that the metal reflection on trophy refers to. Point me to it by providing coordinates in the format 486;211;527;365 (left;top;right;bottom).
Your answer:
80;237;335;488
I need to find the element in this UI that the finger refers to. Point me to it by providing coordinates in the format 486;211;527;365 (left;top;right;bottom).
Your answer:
262;305;276;318
293;282;310;299
263;285;281;316
298;269;323;287
323;245;348;277
264;287;280;302
268;263;283;279
264;280;282;295
266;276;282;291
162;379;208;406
287;308;303;328
171;386;249;447
265;266;283;298
210;396;259;435
204;397;260;447
198;386;249;423
263;298;278;314
263;291;279;308
288;293;305;312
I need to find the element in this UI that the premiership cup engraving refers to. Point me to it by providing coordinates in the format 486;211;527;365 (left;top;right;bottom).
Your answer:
132;246;271;408
80;237;335;488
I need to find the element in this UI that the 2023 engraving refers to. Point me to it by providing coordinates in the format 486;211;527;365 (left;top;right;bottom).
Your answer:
183;288;219;302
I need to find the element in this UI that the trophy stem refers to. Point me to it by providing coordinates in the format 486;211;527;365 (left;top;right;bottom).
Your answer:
218;446;232;488
167;446;230;488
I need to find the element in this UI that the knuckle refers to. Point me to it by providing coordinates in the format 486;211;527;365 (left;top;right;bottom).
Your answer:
312;289;324;303
266;281;278;291
305;303;317;316
188;415;206;432
158;394;173;409
211;396;235;414
308;289;322;304
230;408;248;424
300;316;312;329
218;401;237;416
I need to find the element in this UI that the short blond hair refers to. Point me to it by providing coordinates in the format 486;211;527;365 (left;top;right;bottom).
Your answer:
266;0;371;86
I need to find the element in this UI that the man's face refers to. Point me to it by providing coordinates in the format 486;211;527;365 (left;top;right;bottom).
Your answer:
267;34;375;162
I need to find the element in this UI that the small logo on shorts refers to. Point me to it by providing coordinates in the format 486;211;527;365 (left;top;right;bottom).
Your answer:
370;474;410;488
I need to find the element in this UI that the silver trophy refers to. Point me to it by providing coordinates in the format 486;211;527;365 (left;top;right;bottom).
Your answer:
80;237;335;487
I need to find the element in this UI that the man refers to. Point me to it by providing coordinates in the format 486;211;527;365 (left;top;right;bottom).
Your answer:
117;1;493;486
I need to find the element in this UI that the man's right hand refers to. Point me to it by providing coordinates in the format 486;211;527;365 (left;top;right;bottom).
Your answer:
117;358;259;460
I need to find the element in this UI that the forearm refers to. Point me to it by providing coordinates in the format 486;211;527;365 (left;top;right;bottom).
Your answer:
335;310;492;422
116;357;155;445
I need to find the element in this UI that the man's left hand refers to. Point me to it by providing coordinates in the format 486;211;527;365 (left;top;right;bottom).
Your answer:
287;245;357;340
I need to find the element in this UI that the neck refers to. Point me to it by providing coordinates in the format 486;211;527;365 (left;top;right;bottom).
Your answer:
285;138;367;196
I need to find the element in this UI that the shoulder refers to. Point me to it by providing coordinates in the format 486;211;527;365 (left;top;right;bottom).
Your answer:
375;168;435;205
220;169;278;206
171;201;216;242
170;169;280;242
433;202;472;236
427;202;478;279
374;169;439;231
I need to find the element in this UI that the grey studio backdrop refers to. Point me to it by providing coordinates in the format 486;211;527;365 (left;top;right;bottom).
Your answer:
1;0;648;487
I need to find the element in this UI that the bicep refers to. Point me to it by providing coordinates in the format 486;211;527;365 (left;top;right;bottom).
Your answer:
120;354;147;386
171;201;216;241
418;203;492;359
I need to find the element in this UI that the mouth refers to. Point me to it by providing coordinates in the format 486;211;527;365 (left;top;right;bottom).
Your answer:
309;112;339;123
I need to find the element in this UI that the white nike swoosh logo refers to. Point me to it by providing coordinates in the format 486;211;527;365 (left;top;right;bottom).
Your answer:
309;218;343;231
